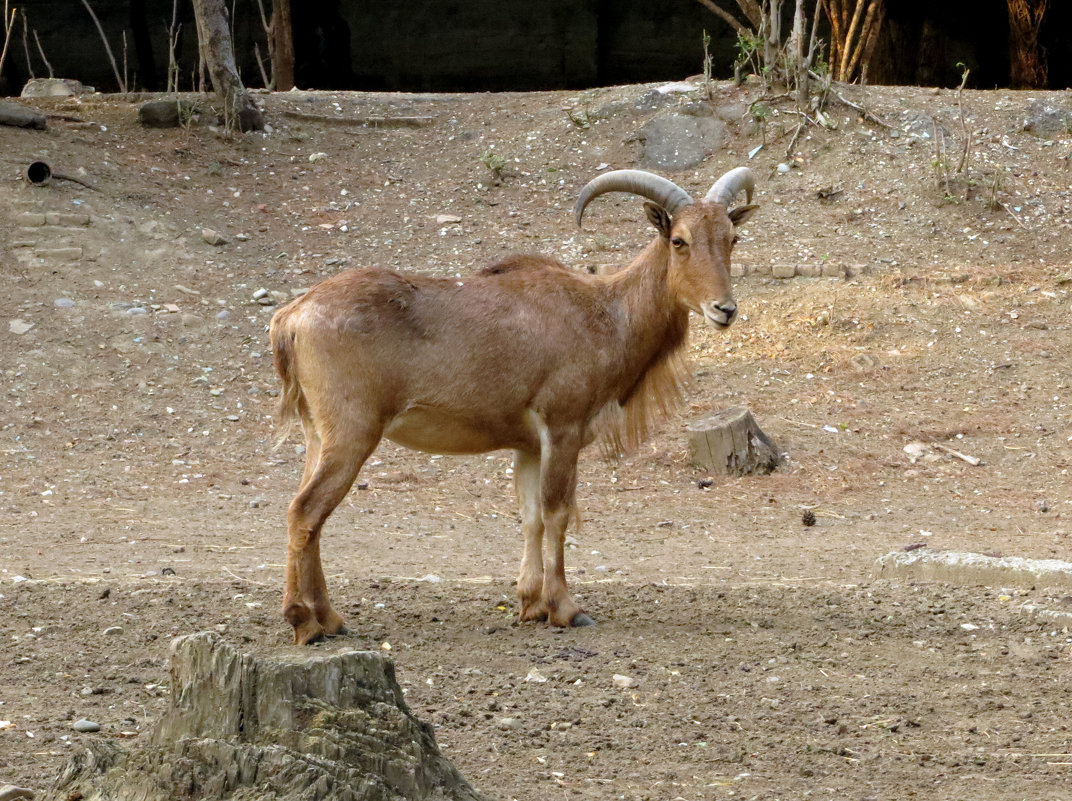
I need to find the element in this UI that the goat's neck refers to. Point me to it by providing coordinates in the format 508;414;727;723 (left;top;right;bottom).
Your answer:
608;238;687;353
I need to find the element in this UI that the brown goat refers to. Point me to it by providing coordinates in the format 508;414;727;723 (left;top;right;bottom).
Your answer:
270;168;758;644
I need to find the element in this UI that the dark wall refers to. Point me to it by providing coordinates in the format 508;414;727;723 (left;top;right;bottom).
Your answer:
1;0;1069;95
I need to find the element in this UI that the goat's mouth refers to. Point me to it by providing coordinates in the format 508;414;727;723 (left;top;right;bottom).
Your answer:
701;300;737;329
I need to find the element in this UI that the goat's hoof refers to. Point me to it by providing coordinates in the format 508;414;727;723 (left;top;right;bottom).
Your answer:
292;622;328;646
570;612;596;627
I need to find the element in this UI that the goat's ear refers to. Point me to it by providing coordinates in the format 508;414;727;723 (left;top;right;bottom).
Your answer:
729;203;759;227
643;202;673;239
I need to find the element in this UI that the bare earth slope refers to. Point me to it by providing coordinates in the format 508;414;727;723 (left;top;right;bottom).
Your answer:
1;80;1070;800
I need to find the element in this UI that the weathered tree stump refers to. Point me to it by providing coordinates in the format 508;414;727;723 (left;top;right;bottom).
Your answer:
687;407;780;475
46;632;484;801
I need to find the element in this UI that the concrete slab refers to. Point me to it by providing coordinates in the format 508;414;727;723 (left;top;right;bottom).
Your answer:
873;549;1072;591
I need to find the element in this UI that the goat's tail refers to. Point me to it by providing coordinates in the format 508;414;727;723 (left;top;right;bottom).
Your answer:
269;305;305;449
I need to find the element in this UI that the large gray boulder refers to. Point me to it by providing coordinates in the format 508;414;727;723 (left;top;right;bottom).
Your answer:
638;107;728;171
46;632;484;801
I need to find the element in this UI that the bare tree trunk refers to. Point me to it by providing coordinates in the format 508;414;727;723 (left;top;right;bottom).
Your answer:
191;0;264;131
1008;0;1048;88
820;0;885;82
269;0;294;91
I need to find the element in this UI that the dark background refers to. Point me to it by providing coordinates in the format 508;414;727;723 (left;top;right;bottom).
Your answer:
3;0;1070;94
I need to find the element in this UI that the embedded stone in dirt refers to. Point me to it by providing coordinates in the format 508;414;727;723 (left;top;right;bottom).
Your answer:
45;631;485;801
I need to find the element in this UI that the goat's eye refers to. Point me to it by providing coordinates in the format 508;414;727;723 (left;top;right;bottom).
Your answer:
671;237;686;248
732;234;740;245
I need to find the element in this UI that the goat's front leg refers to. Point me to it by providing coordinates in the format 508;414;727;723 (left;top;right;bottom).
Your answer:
514;449;547;621
538;428;595;628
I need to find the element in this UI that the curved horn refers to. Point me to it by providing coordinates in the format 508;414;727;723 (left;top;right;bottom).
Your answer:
705;167;755;207
574;169;694;227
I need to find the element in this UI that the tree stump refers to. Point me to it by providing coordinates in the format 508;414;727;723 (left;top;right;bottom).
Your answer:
45;632;484;801
687;407;780;475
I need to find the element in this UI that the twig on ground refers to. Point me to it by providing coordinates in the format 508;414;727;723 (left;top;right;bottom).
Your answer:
933;443;982;466
812;73;894;129
283;109;436;128
999;202;1031;230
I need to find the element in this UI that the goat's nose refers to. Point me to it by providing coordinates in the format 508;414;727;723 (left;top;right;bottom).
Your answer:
718;302;737;321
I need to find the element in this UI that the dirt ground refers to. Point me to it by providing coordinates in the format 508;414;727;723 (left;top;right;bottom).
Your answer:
1;78;1071;800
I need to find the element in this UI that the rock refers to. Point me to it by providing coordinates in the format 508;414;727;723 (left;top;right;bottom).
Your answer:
612;674;638;689
102;626;123;636
0;784;35;801
637;110;728;170
215;310;231;321
771;264;797;279
688;407;780;476
1020;100;1072;137
9;319;34;335
72;719;101;733
873;550;1072;592
44;212;91;227
524;667;547;683
201;229;228;246
496;717;522;730
138;99;198;128
17;212;46;227
0;100;47;129
21;78;92;97
47;631;484;801
436;214;462;224
54;298;75;308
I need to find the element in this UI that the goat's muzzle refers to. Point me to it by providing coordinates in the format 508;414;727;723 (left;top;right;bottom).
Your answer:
701;300;737;328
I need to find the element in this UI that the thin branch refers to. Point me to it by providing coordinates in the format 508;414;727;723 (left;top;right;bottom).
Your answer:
19;7;30;77
693;0;750;36
0;1;17;81
79;0;126;92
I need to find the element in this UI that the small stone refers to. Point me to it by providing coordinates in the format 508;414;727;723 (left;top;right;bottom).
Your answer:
435;214;462;224
215;309;231;321
54;298;75;308
525;668;548;683
418;574;442;583
612;674;638;689
202;228;228;246
102;625;123;636
496;717;522;730
72;718;101;732
9;319;34;334
776;162;792;173
308;152;329;163
126;307;148;316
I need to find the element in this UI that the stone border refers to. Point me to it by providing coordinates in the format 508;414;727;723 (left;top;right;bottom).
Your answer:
872;549;1072;592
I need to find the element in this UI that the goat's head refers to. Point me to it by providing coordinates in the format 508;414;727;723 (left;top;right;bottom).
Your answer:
574;168;758;328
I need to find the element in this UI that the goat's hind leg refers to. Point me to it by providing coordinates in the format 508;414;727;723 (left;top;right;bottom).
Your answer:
284;426;378;644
